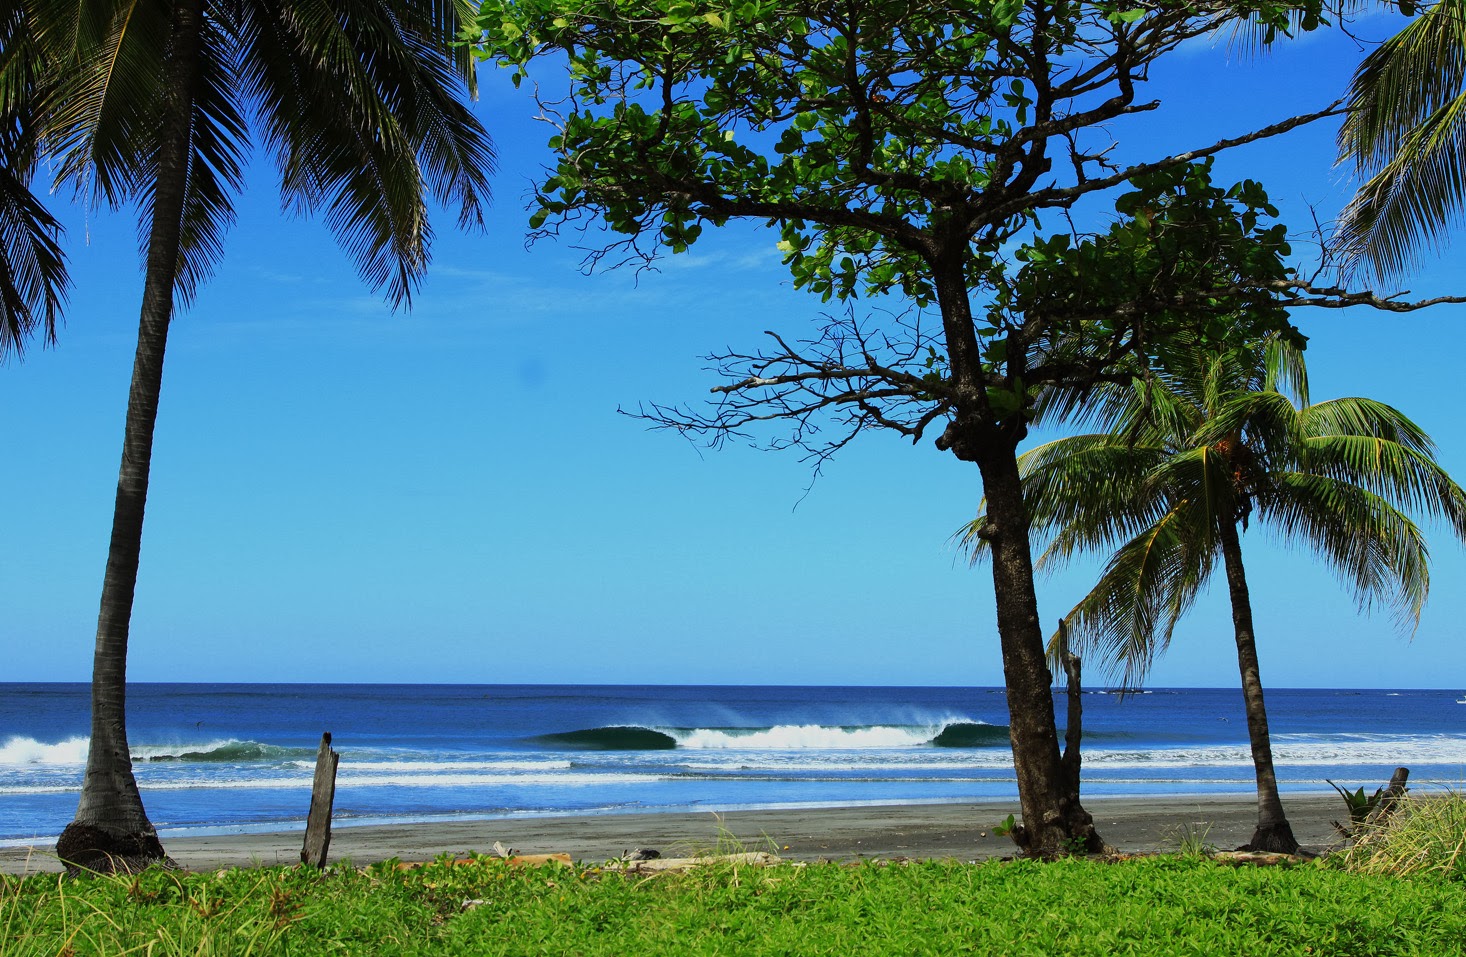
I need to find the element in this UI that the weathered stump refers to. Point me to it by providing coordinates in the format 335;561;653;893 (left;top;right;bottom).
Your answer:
1363;767;1410;828
301;732;339;867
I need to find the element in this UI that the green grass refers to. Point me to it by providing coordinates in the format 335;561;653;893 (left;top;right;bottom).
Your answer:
5;853;1465;956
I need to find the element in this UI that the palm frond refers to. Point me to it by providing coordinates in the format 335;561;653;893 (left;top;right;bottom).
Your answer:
0;3;68;358
1263;473;1431;631
1262;334;1309;406
1013;333;1464;689
1297;397;1435;453
1293;419;1466;539
1338;0;1466;169
0;146;68;358
962;434;1171;568
240;0;494;308
1056;501;1217;688
1335;0;1466;279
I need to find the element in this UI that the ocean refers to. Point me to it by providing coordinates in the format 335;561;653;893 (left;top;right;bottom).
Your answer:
2;684;1462;844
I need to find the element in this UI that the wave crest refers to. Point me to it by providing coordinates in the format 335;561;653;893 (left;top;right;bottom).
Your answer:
0;736;89;766
534;727;679;750
133;740;308;763
534;721;1006;751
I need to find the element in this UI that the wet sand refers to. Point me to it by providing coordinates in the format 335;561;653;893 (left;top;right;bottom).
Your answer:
0;795;1346;875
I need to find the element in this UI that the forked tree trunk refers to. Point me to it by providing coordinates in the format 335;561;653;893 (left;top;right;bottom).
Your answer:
930;251;1099;856
1218;520;1299;854
977;442;1102;856
55;0;202;875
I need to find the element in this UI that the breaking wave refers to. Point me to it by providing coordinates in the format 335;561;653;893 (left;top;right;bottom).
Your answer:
133;740;312;763
534;721;1007;751
0;737;316;767
0;736;89;766
535;727;679;750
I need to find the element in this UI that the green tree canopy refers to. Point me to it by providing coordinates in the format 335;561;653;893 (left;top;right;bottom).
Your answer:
476;0;1465;855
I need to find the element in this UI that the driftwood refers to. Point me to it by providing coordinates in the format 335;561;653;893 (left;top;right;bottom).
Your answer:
393;851;777;873
301;732;340;867
395;854;573;871
610;851;781;873
1211;850;1304;866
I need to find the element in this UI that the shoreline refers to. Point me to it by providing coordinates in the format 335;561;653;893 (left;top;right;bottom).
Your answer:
0;795;1348;875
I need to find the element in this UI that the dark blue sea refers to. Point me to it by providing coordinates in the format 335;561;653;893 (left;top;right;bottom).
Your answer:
2;684;1462;843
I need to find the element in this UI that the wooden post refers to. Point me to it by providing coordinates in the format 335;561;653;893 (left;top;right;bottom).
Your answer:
301;732;339;867
1057;618;1083;793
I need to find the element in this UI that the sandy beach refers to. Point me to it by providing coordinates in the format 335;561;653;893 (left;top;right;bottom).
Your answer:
0;795;1348;875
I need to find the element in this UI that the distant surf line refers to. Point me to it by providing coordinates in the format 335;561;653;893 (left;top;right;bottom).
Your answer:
532;721;1011;751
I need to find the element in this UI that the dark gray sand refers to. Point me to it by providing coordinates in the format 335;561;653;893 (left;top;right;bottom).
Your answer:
1;795;1347;875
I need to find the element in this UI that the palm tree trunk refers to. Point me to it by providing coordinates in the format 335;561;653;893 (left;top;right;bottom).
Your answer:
55;0;203;875
1218;519;1299;854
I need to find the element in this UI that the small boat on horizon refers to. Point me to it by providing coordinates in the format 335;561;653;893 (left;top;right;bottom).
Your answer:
1457;695;1466;704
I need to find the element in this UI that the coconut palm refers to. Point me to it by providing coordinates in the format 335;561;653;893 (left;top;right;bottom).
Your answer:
0;3;67;359
27;0;495;872
1335;0;1466;279
965;339;1466;852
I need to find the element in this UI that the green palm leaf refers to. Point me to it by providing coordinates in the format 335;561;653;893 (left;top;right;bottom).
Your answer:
1262;473;1431;631
1336;0;1466;279
975;335;1464;851
0;3;67;359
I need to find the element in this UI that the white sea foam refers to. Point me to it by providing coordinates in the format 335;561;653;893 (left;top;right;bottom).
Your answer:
674;723;951;749
1083;734;1466;769
0;770;662;796
0;736;89;766
342;760;573;773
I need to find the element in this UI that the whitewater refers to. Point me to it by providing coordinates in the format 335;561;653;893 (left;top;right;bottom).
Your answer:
2;683;1462;843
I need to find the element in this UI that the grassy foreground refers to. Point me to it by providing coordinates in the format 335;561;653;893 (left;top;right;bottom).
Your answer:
5;850;1465;957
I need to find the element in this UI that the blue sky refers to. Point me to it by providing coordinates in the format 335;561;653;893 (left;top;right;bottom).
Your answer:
4;12;1465;688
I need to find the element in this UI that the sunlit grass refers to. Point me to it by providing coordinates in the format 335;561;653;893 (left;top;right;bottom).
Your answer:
4;848;1465;956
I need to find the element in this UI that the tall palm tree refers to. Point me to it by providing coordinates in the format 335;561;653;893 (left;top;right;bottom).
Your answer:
1335;0;1466;279
0;2;67;359
28;0;495;873
965;339;1466;852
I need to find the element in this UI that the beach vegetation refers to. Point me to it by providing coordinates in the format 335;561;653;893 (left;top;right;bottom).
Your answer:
1328;778;1389;829
965;337;1466;853
1167;821;1216;858
472;0;1466;856
5;854;1466;955
19;0;495;873
1335;790;1466;882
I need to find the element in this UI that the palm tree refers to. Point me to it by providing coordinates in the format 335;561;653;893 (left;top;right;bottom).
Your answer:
28;0;495;873
0;2;67;359
1335;0;1466;279
965;339;1466;852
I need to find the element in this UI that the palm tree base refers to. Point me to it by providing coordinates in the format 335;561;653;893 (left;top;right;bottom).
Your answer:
56;822;173;876
1242;820;1300;855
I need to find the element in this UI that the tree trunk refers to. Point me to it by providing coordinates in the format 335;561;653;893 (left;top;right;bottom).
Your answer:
927;249;1098;856
56;0;202;875
977;443;1102;856
1218;520;1298;854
